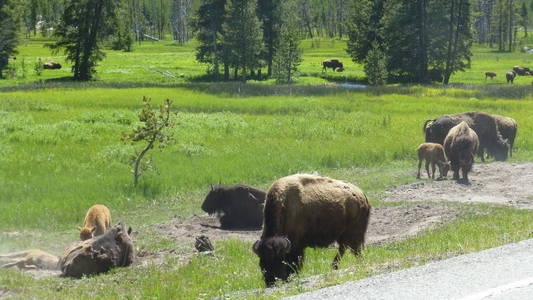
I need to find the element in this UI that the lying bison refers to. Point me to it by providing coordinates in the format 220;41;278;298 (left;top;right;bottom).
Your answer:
253;174;371;286
444;122;479;182
43;62;62;70
423;111;508;161
322;59;344;72
59;223;134;278
493;114;517;157
512;66;530;76
201;184;266;229
0;249;59;270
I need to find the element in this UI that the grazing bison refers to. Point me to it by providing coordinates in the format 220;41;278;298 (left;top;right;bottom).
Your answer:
0;249;59;270
78;204;112;241
201;184;266;229
512;66;530;76
416;143;450;180
322;59;344;72
492;114;517;157
60;223;134;278
43;62;62;70
485;72;497;80
253;174;370;286
444;122;479;182
506;71;516;83
424;111;509;161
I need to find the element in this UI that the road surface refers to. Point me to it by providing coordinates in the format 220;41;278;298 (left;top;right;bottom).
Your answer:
287;238;533;300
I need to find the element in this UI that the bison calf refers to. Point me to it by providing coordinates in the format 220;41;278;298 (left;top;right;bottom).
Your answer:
253;174;370;286
444;122;480;182
417;143;450;180
201;184;266;229
78;204;112;241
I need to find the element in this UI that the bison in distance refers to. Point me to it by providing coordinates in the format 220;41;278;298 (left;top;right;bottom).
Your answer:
201;184;266;229
424;111;508;161
253;174;371;286
322;59;344;72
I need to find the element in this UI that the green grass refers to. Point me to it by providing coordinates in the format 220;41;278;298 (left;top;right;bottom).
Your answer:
2;37;533;299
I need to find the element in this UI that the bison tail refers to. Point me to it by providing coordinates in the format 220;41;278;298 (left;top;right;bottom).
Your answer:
423;119;434;135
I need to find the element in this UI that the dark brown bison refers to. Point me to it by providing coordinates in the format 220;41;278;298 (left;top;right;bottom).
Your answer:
59;223;134;278
444;122;479;182
485;72;497;80
506;71;516;83
423;111;509;161
201;184;266;229
43;62;62;70
322;59;344;72
492;114;517;157
253;174;370;286
512;66;530;76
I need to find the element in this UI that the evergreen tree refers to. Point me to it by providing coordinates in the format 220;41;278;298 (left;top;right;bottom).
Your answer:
0;0;20;79
346;0;386;64
112;0;134;51
364;42;388;85
49;0;117;80
221;0;263;81
193;0;227;77
272;0;302;84
257;0;282;76
520;1;528;37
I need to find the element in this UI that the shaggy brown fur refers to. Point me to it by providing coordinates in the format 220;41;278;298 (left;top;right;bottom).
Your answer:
43;62;62;69
417;143;450;179
253;174;371;286
485;72;497;80
201;184;266;229
492;114;517;158
424;111;508;162
322;59;344;72
78;204;112;241
61;223;134;278
444;122;480;182
0;249;59;270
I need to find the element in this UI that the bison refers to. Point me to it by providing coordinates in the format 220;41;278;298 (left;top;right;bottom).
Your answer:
416;143;450;180
0;249;59;270
60;222;134;278
78;204;112;241
253;174;370;286
201;184;266;229
444;122;479;182
506;71;516;83
423;111;509;162
492;114;517;158
512;66;530;76
43;62;62;70
322;59;344;72
485;72;497;80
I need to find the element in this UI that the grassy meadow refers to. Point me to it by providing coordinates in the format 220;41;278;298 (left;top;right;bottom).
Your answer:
2;36;533;299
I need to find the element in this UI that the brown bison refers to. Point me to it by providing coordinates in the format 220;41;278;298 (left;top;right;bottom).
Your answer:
416;143;450;180
322;59;344;72
423;111;509;161
512;66;530;76
506;71;516;83
78;204;112;241
60;223;134;278
43;62;62;70
253;174;370;286
492;114;517;157
444;122;479;182
201;184;266;229
485;72;497;80
0;249;59;270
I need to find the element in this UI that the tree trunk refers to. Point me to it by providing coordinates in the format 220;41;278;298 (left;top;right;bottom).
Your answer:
444;0;457;85
508;0;513;52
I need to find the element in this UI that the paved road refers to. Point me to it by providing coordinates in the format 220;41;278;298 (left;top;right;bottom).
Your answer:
286;239;533;300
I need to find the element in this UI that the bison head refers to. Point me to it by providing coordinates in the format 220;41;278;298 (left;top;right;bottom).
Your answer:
253;236;292;286
489;140;509;161
440;161;450;178
201;185;226;215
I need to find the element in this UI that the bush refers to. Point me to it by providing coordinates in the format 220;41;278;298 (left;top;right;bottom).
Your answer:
364;43;388;86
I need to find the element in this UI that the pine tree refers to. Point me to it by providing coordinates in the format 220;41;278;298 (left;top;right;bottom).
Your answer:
520;1;528;37
112;0;134;51
221;0;263;81
364;43;387;85
272;0;302;84
346;0;385;64
49;0;118;80
257;0;282;76
193;0;227;77
0;0;20;79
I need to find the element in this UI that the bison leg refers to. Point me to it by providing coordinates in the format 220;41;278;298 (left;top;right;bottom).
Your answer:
332;244;346;270
478;148;485;162
425;161;431;179
417;159;422;179
431;162;437;179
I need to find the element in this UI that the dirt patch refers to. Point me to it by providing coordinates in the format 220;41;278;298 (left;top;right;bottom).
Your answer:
383;162;533;209
155;204;461;251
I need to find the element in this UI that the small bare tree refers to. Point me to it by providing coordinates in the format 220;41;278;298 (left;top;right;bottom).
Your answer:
123;97;174;187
